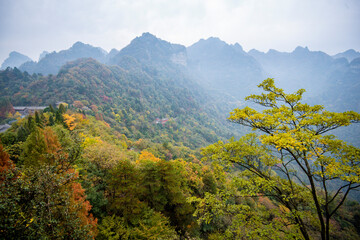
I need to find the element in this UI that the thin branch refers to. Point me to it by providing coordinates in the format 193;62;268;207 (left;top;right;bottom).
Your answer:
327;183;353;206
329;184;352;218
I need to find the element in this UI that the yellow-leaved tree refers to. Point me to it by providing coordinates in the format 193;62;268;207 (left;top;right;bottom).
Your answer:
202;79;360;240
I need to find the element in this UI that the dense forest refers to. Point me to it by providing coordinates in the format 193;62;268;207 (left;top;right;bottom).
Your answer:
1;33;360;239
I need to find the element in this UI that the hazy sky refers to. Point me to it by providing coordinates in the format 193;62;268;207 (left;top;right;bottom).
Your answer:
0;0;359;63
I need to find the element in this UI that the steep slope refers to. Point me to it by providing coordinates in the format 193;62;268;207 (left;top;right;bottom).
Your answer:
1;51;32;70
187;37;264;100
107;33;191;91
107;33;245;136
19;42;107;75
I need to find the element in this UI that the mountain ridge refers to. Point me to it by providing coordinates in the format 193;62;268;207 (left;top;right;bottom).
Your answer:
333;49;360;62
18;41;108;75
108;32;187;67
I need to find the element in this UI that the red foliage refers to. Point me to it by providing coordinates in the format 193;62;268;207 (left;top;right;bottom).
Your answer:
73;100;85;109
43;127;62;155
70;182;98;238
0;144;15;183
90;105;98;113
95;113;104;121
101;95;111;102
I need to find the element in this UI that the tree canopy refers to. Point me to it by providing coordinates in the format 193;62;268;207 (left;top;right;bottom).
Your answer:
202;78;360;240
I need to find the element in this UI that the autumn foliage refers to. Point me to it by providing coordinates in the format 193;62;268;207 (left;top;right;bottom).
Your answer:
70;181;98;238
0;144;14;182
1;90;359;239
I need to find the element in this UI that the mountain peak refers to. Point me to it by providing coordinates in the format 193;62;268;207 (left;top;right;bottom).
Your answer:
9;51;24;57
267;49;281;54
141;32;157;38
188;37;229;53
71;41;88;49
207;37;222;42
109;33;186;66
233;43;243;51
39;51;49;61
205;37;227;46
232;43;246;55
248;49;263;54
1;51;32;69
18;41;107;75
293;46;309;53
344;49;357;54
134;32;160;44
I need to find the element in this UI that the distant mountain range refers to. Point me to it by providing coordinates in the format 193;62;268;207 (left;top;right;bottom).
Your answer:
1;33;359;146
333;49;360;62
18;42;107;75
1;34;358;101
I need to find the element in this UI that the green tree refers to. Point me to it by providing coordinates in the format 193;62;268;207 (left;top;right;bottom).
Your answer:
21;126;63;168
49;104;55;113
107;160;145;223
49;115;55;126
0;142;97;239
202;79;360;240
97;209;178;240
34;111;43;127
137;157;197;237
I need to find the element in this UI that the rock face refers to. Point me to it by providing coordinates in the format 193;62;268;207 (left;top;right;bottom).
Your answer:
170;52;187;66
1;51;32;70
19;42;108;75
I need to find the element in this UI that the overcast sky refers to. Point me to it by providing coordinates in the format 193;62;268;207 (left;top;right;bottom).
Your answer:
0;0;359;63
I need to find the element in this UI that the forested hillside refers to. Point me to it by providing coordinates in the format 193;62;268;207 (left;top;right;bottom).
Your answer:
0;60;241;149
1;33;360;239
